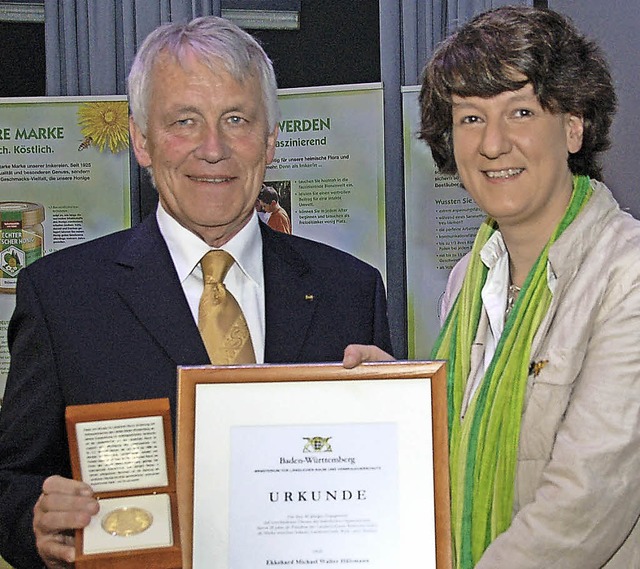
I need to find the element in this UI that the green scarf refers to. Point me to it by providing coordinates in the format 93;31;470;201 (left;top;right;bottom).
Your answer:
431;175;592;569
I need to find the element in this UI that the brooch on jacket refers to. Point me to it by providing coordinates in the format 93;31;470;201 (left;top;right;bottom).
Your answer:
529;359;549;377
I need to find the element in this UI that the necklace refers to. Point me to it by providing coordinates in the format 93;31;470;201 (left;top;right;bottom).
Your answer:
505;283;521;318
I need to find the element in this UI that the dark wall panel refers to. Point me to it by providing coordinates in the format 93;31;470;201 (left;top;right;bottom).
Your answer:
0;22;45;97
251;0;380;89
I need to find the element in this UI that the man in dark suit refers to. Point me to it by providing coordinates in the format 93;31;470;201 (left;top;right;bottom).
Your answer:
0;16;391;569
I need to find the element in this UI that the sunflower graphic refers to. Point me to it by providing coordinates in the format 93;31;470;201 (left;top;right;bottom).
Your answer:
77;101;129;154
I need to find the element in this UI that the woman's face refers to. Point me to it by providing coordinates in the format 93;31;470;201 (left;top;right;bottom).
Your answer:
451;84;584;234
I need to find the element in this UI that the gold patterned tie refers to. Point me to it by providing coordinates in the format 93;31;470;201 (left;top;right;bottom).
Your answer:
198;250;256;364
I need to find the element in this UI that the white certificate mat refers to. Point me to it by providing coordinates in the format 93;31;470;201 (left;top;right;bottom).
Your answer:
177;361;450;569
229;422;398;566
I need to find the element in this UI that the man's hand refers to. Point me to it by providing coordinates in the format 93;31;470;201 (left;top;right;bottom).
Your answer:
342;344;395;369
33;475;98;569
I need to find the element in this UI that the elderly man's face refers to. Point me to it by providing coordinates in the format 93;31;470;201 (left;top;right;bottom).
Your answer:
130;50;278;247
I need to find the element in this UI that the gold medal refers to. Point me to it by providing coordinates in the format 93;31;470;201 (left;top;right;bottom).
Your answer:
101;506;153;537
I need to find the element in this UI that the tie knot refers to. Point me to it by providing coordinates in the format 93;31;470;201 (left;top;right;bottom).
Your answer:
201;250;235;283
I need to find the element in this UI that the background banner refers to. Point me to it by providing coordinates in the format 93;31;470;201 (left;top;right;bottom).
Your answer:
270;83;386;279
0;96;131;402
403;86;484;358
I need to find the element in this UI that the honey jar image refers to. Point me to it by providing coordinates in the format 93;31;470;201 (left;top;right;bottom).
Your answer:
0;201;45;293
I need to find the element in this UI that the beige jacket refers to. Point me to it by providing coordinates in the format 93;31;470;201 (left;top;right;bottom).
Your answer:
442;181;640;568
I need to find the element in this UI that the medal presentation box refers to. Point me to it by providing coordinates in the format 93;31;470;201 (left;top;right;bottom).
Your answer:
65;398;182;569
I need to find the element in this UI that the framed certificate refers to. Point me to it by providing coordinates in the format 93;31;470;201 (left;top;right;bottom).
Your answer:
65;398;182;569
176;361;451;569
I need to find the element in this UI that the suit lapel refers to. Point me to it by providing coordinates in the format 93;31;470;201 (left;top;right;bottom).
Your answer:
111;216;210;366
261;224;318;363
110;218;321;365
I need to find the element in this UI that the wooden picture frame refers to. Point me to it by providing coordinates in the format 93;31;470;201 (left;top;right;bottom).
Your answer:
176;361;451;569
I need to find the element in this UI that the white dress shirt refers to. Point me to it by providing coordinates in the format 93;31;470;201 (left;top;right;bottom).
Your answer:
156;204;266;363
466;230;558;400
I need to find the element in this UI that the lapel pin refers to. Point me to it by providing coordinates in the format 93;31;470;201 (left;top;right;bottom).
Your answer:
305;294;314;301
529;359;549;377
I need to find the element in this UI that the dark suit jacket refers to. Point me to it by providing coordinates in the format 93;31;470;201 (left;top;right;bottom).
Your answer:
0;215;391;568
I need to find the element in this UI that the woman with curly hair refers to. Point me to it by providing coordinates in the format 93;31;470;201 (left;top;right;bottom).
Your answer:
347;5;640;568
424;6;640;568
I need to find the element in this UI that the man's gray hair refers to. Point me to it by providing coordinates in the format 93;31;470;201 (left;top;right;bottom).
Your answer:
128;16;280;134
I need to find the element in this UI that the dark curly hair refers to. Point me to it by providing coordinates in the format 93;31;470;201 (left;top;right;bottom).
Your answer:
418;6;616;180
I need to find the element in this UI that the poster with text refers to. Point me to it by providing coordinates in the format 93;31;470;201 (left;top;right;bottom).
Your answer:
0;96;131;402
403;87;484;358
268;83;386;279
